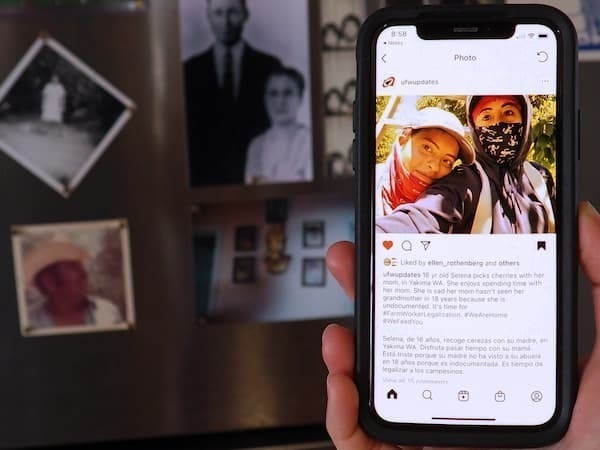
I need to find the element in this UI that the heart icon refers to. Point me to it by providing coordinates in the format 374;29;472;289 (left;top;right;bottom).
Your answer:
383;241;393;250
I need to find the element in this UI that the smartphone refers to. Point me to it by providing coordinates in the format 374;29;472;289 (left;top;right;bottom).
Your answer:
354;5;578;447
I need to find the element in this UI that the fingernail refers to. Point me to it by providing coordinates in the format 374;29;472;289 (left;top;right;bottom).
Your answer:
322;323;340;342
582;201;599;217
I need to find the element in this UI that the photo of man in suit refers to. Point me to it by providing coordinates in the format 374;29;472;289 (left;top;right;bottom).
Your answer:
184;0;282;186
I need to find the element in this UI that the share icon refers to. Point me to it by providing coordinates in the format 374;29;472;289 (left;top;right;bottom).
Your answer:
420;241;431;251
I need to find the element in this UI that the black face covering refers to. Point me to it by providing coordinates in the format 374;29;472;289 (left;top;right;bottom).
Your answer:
475;123;524;166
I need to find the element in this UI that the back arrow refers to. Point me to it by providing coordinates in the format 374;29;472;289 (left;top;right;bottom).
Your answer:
381;54;387;63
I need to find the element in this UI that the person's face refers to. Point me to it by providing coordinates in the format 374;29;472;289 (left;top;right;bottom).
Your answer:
473;98;523;127
38;260;89;307
264;75;302;126
402;128;460;184
206;0;248;46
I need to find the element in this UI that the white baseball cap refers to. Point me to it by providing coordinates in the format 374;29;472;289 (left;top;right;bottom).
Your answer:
408;107;475;165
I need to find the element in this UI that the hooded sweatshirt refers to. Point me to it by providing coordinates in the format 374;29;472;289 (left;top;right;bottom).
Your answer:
375;137;431;216
375;95;556;234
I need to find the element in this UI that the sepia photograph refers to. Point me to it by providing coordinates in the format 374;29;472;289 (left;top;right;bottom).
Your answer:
302;257;326;287
179;0;313;187
11;219;136;336
0;34;135;197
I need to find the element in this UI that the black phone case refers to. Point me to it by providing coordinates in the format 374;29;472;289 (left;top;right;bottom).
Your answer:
355;4;578;447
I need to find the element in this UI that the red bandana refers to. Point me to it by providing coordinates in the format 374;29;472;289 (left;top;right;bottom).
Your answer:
381;141;430;215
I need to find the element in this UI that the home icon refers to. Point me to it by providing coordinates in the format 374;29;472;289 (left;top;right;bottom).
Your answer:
387;389;398;400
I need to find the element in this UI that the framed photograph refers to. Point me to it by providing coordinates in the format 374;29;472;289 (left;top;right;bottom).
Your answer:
11;219;136;337
179;0;313;187
232;256;256;284
302;257;326;287
234;225;257;252
0;33;135;197
303;220;325;248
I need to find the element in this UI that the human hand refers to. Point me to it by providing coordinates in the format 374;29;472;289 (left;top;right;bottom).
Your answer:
322;201;600;450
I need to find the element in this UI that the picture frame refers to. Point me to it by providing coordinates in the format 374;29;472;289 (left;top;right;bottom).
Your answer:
234;225;258;252
0;33;135;197
179;0;315;187
302;257;326;287
11;218;136;337
303;220;325;248
232;256;256;284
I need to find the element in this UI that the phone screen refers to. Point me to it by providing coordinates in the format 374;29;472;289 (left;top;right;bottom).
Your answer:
373;24;558;426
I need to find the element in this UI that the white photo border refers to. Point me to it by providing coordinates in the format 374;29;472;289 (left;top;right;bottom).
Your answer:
0;33;136;197
11;218;136;337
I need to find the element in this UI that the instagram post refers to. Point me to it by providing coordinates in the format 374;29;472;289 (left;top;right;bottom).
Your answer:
374;94;556;234
372;94;559;425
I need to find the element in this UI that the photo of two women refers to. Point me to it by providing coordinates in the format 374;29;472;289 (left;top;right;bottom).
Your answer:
374;94;557;234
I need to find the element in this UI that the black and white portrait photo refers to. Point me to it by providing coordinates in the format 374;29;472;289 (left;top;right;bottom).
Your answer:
0;34;135;197
11;219;136;337
179;0;313;187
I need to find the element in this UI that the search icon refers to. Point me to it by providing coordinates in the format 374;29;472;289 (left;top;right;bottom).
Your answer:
422;389;433;400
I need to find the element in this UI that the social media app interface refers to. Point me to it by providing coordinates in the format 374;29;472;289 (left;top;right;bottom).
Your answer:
373;25;558;425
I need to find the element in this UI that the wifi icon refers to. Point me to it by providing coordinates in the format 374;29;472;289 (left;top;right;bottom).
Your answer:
528;33;535;38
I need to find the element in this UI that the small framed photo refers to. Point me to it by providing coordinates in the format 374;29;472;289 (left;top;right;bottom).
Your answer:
302;257;326;287
11;219;136;337
303;220;325;248
0;33;135;197
232;256;256;284
234;225;258;252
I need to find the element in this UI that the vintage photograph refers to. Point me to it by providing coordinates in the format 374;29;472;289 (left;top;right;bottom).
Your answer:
232;256;256;283
374;95;556;234
234;225;257;252
302;257;326;287
179;0;313;187
303;220;325;248
11;219;136;337
0;34;135;197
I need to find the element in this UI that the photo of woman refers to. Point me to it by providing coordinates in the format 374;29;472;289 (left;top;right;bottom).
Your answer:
375;94;556;234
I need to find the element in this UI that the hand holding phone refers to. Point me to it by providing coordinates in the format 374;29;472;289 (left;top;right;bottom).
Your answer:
352;4;578;447
323;202;600;450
